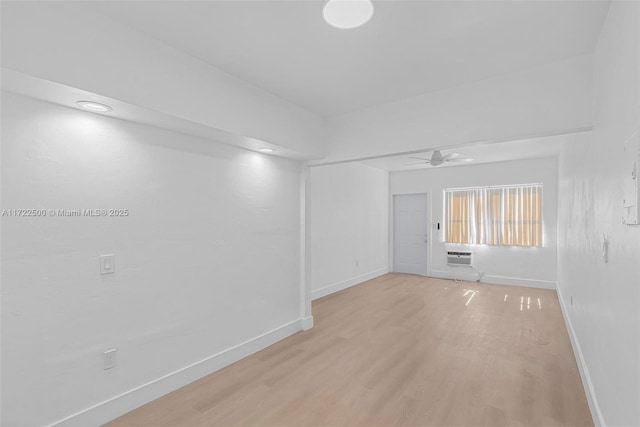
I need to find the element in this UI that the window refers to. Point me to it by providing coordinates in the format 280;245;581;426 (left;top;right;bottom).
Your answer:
444;184;543;247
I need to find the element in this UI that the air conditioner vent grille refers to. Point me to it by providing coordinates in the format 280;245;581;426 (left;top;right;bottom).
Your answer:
447;251;473;267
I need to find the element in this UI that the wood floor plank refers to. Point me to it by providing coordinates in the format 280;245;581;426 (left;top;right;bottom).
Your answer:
105;274;592;427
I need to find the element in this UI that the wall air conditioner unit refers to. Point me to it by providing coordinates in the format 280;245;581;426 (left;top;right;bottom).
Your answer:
447;251;473;267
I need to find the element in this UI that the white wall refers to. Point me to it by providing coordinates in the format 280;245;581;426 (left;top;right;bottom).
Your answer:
557;2;640;426
321;55;592;163
0;2;325;158
390;155;565;289
0;93;306;427
310;163;389;300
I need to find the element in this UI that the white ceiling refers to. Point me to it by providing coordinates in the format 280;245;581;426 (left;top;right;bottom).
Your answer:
87;0;610;117
358;132;573;172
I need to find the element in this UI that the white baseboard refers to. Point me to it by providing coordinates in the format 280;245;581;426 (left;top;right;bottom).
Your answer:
47;318;306;427
301;316;314;330
430;269;479;283
556;285;606;427
311;268;388;300
482;275;556;290
430;269;556;290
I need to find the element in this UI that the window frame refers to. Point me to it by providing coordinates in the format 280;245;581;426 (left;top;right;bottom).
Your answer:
443;183;544;247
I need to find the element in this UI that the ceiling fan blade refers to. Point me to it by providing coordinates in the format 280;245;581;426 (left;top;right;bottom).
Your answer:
448;158;473;162
443;152;461;160
408;156;430;161
404;162;430;166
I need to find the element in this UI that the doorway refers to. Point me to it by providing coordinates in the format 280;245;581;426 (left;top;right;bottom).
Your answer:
393;193;429;275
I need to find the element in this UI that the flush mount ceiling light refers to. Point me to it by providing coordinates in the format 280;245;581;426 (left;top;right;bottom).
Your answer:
76;101;113;113
322;0;374;29
258;148;275;153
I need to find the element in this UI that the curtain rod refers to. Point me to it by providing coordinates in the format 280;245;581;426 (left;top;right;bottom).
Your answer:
444;183;543;192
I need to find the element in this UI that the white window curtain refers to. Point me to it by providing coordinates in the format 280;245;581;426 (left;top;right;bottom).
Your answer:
445;184;543;247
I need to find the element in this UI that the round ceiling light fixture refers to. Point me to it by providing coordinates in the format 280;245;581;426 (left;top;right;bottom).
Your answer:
322;0;374;29
76;101;113;113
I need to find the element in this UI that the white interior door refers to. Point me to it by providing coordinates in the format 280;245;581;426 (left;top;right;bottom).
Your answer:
393;193;429;275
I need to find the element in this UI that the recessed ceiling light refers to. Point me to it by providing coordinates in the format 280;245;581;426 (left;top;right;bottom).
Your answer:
323;0;374;30
258;148;275;153
76;101;113;113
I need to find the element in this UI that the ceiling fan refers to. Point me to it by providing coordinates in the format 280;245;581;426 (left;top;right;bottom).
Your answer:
406;150;473;167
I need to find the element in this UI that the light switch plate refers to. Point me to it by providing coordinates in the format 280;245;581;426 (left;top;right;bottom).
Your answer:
99;254;115;274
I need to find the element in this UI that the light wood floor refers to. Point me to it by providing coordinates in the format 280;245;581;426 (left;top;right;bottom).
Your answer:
105;274;592;427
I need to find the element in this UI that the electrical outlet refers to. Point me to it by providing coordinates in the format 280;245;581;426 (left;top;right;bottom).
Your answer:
103;348;118;370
